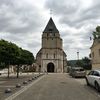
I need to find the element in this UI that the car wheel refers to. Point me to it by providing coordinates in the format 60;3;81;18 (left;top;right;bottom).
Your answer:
86;78;89;86
95;82;100;92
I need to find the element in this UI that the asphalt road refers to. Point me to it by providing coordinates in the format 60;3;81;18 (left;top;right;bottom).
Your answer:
5;73;100;100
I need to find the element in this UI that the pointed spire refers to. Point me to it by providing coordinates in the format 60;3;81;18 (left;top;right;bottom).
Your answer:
43;17;59;33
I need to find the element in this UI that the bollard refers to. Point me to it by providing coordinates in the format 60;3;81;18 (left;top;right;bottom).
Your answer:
5;88;12;93
23;81;28;84
28;78;32;82
32;77;35;80
35;76;37;78
16;83;21;88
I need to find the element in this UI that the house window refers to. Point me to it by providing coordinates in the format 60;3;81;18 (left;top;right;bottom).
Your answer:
46;53;48;58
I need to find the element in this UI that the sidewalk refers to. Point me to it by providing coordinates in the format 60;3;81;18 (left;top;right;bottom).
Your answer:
0;72;44;100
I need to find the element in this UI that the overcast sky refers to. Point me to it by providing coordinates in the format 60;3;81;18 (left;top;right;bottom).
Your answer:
0;0;100;60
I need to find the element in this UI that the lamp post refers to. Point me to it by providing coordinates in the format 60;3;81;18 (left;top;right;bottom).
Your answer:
77;51;79;67
77;51;79;61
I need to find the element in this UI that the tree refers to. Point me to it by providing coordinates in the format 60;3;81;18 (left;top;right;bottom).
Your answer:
92;26;100;39
0;39;20;77
82;57;92;70
16;49;34;78
76;60;83;67
20;49;34;65
0;39;34;78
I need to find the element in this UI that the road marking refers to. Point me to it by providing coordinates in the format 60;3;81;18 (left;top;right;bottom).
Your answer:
5;75;45;100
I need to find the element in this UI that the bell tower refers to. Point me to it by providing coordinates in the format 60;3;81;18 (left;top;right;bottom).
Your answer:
42;17;62;49
36;17;67;73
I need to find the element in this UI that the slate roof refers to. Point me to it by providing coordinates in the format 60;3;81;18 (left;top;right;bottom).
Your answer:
43;17;59;33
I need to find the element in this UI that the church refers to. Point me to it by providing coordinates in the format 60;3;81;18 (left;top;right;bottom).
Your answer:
36;17;67;73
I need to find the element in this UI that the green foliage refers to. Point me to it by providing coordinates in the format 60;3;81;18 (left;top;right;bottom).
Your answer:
68;57;92;70
67;60;82;67
0;39;20;65
76;60;83;67
0;39;34;69
0;62;5;69
82;57;92;70
92;26;100;39
20;49;34;65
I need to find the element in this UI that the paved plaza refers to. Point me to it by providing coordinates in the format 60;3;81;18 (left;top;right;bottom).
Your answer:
0;73;42;100
1;73;100;100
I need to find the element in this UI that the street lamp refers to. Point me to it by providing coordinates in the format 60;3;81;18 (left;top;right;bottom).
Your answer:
77;51;79;67
77;51;79;60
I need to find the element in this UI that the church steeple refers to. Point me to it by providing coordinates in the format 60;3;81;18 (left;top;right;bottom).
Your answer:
43;17;59;33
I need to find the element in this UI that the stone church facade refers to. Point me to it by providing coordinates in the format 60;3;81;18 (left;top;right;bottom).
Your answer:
36;17;67;73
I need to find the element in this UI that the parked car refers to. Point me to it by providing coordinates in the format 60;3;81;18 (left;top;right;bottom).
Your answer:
85;70;100;92
0;70;5;75
69;67;86;78
0;69;8;75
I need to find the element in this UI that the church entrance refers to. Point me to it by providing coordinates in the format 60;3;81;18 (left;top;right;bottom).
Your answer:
47;63;54;72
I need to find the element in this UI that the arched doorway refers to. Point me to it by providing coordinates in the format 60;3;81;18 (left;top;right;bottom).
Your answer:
47;62;55;72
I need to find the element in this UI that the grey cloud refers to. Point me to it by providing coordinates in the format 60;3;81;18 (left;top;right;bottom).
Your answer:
45;0;100;28
0;0;99;60
27;40;40;49
0;0;42;34
45;0;80;15
45;0;99;59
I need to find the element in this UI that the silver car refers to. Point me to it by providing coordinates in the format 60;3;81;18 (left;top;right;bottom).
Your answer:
70;67;86;78
85;70;100;92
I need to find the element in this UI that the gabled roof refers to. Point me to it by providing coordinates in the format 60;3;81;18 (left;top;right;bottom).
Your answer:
43;17;59;33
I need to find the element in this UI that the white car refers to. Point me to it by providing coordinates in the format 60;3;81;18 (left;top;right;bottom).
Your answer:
85;70;100;92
